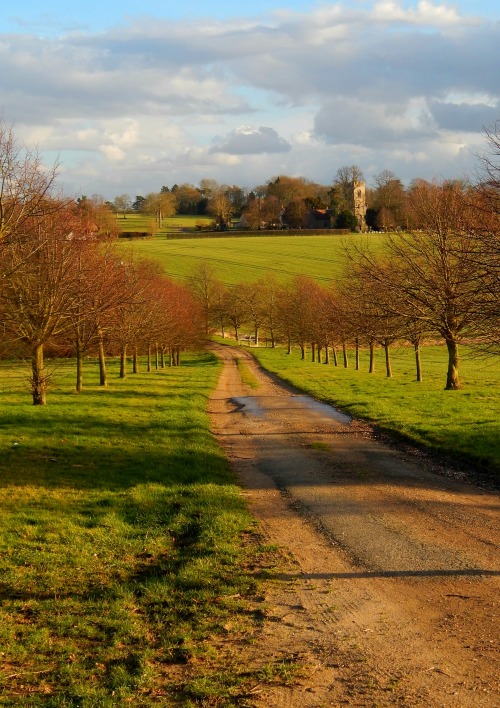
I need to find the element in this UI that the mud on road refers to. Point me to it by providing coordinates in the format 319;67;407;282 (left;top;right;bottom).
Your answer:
208;343;499;707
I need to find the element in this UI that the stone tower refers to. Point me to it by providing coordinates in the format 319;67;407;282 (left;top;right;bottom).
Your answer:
353;181;367;231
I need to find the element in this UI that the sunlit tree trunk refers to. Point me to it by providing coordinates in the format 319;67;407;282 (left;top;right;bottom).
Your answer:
133;347;139;374
332;346;338;366
355;337;360;370
369;339;375;373
342;340;349;368
32;344;47;405
445;336;461;390
147;345;152;372
413;339;423;382
98;331;107;386
75;335;83;392
384;338;392;378
120;345;127;379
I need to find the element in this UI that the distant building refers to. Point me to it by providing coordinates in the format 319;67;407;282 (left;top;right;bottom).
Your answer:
354;181;367;231
308;208;333;229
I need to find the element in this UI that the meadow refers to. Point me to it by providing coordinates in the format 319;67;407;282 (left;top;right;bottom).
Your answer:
116;214;378;285
249;342;500;481
0;354;268;705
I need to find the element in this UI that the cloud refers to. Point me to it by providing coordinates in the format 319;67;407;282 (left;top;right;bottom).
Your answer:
210;125;291;154
429;100;500;132
0;1;497;196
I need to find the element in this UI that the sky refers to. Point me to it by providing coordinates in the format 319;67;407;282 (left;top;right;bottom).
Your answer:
1;1;499;199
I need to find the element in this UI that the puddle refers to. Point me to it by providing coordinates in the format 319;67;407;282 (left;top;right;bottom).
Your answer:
293;396;352;425
231;395;351;425
231;397;266;417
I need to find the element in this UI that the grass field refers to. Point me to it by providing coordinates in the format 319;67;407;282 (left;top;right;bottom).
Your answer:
248;342;500;481
116;213;212;235
0;354;268;705
117;229;379;286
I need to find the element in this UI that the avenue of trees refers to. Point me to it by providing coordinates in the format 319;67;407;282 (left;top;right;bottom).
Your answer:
186;122;500;391
0;122;204;405
1;117;498;398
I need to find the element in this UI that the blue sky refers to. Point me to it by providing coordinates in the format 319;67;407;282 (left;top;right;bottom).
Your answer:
1;1;498;198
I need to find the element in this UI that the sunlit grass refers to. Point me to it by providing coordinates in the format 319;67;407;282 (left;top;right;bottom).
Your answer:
0;353;260;704
250;343;500;480
118;230;385;286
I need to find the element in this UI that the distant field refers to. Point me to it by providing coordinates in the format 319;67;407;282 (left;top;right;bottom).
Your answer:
248;342;500;481
115;213;385;285
116;213;212;234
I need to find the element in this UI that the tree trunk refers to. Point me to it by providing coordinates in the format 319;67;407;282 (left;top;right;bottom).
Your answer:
445;336;461;390
155;344;159;370
317;345;322;363
98;334;107;386
161;348;165;369
287;334;291;354
311;342;316;362
414;341;422;383
300;344;305;360
342;341;349;368
332;346;338;366
384;338;392;378
31;343;47;405
147;345;152;372
133;348;139;374
355;338;360;371
369;339;375;373
75;336;83;392
324;345;330;364
120;345;127;379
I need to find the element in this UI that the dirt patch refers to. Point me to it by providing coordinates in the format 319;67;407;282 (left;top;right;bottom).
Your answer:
208;343;500;707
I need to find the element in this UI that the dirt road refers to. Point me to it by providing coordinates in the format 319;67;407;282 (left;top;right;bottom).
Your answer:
208;343;499;707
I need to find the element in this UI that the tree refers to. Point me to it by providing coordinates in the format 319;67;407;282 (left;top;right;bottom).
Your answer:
347;181;486;389
174;183;203;215
0;120;59;244
142;191;177;228
0;203;92;404
334;165;364;211
207;187;234;230
113;194;131;219
187;261;224;335
471;121;500;352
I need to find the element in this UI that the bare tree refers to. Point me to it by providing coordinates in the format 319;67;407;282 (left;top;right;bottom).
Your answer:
0;203;91;403
186;261;224;335
0;120;59;245
346;181;485;389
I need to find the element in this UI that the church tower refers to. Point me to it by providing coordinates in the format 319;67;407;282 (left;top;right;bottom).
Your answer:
353;181;367;231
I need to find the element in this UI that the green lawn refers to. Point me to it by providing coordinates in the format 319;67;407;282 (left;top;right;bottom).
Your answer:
0;354;263;705
249;342;500;481
116;213;212;234
118;230;382;286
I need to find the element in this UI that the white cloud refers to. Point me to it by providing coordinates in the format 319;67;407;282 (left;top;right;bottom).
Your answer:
0;1;497;196
210;126;291;154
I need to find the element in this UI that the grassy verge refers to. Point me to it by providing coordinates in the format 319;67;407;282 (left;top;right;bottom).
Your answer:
249;343;500;482
0;353;267;705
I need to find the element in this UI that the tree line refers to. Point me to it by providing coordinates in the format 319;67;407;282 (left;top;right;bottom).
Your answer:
0;122;204;405
186;126;500;391
110;166;416;232
111;159;499;236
